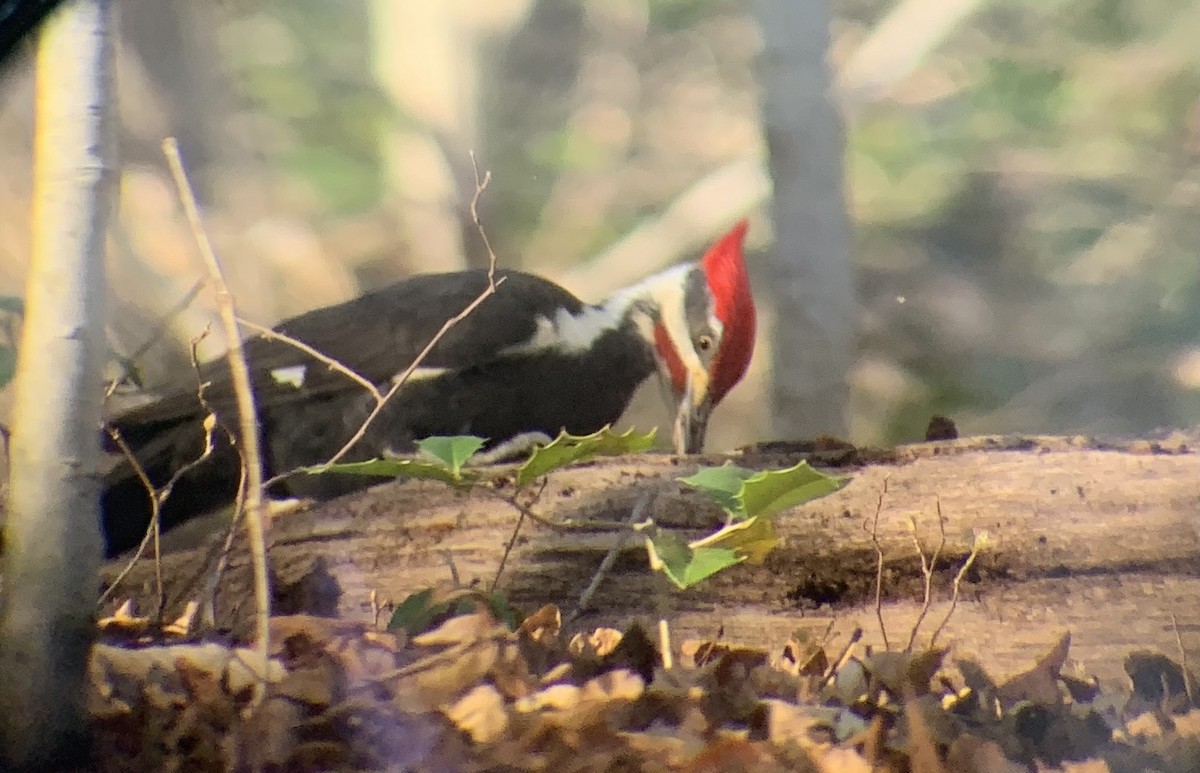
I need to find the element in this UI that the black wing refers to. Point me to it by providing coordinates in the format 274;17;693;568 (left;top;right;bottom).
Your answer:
111;269;586;429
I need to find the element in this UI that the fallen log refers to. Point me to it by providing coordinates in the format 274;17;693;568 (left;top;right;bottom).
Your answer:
102;434;1200;687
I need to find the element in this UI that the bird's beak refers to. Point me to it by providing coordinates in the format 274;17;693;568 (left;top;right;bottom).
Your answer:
671;368;713;454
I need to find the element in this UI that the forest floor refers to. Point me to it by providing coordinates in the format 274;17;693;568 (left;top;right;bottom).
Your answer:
89;433;1200;771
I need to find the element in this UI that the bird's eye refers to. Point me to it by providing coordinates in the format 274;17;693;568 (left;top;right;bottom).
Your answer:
697;334;714;352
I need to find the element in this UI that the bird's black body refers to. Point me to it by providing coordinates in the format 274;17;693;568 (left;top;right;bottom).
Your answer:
102;269;657;555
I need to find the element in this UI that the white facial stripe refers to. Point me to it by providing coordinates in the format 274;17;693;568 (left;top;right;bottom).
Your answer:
639;265;707;376
709;314;724;340
608;263;713;403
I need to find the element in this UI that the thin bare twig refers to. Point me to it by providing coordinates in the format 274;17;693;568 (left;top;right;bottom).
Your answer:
570;492;652;621
198;465;248;630
490;478;548;591
163;137;271;698
659;619;674;670
266;155;505;485
1171;612;1197;707
929;531;986;649
441;550;462;586
100;333;219;609
234;315;383;401
822;626;864;686
865;476;891;650
99;428;163;609
905;496;947;651
128;278;206;362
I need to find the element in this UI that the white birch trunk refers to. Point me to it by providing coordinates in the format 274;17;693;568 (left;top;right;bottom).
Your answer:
0;1;116;767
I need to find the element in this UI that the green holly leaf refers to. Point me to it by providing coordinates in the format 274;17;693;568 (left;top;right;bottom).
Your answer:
683;461;843;520
679;464;756;514
516;425;656;486
739;462;844;519
388;588;437;634
417;435;485;475
689;515;779;564
387;587;523;634
641;525;742;589
304;457;478;488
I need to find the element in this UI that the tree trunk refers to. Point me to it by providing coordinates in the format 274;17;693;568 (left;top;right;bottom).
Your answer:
0;1;115;768
754;0;855;439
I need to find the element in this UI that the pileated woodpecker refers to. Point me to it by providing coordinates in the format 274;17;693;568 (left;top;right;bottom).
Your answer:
102;220;756;555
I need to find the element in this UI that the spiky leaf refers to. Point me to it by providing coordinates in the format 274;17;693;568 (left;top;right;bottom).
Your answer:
516;425;656;486
304;457;478;488
642;525;742;589
388;588;437;634
684;461;843;520
688;515;779;564
679;464;756;515
739;462;844;520
417;435;485;475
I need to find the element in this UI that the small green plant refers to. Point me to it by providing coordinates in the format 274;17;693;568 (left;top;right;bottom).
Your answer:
306;427;845;627
304;425;654;488
641;462;845;589
387;586;522;635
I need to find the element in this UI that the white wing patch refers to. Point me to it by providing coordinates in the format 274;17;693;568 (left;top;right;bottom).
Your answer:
390;367;451;385
270;364;307;388
497;262;704;364
502;303;626;355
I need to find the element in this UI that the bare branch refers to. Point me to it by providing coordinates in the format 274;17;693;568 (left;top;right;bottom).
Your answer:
491;478;548;591
235;315;383;401
571;492;652;621
100;332;219;608
905;496;947;651
128;278;206;363
98;428;163;609
865;476;891;650
296;158;505;474
929;532;986;649
822;626;864;686
163;137;271;699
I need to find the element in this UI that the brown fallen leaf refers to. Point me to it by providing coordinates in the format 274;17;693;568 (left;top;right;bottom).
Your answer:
97;599;150;639
443;684;509;743
814;746;873;773
570;627;624;658
514;683;581;713
518;604;562;643
581;668;645;703
684;737;782;773
945;733;1025;773
998;632;1071;707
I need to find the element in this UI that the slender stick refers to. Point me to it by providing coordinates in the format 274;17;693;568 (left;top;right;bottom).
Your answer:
865;476;891;650
235;315;383;401
162;137;271;699
265;154;505;485
571;492;652;620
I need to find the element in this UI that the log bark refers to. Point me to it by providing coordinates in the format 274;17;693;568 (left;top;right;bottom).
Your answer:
103;434;1200;688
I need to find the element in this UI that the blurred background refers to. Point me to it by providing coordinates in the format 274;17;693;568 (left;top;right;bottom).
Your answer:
0;0;1197;451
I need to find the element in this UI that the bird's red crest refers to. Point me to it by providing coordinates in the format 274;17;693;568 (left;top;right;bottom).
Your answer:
701;219;755;404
